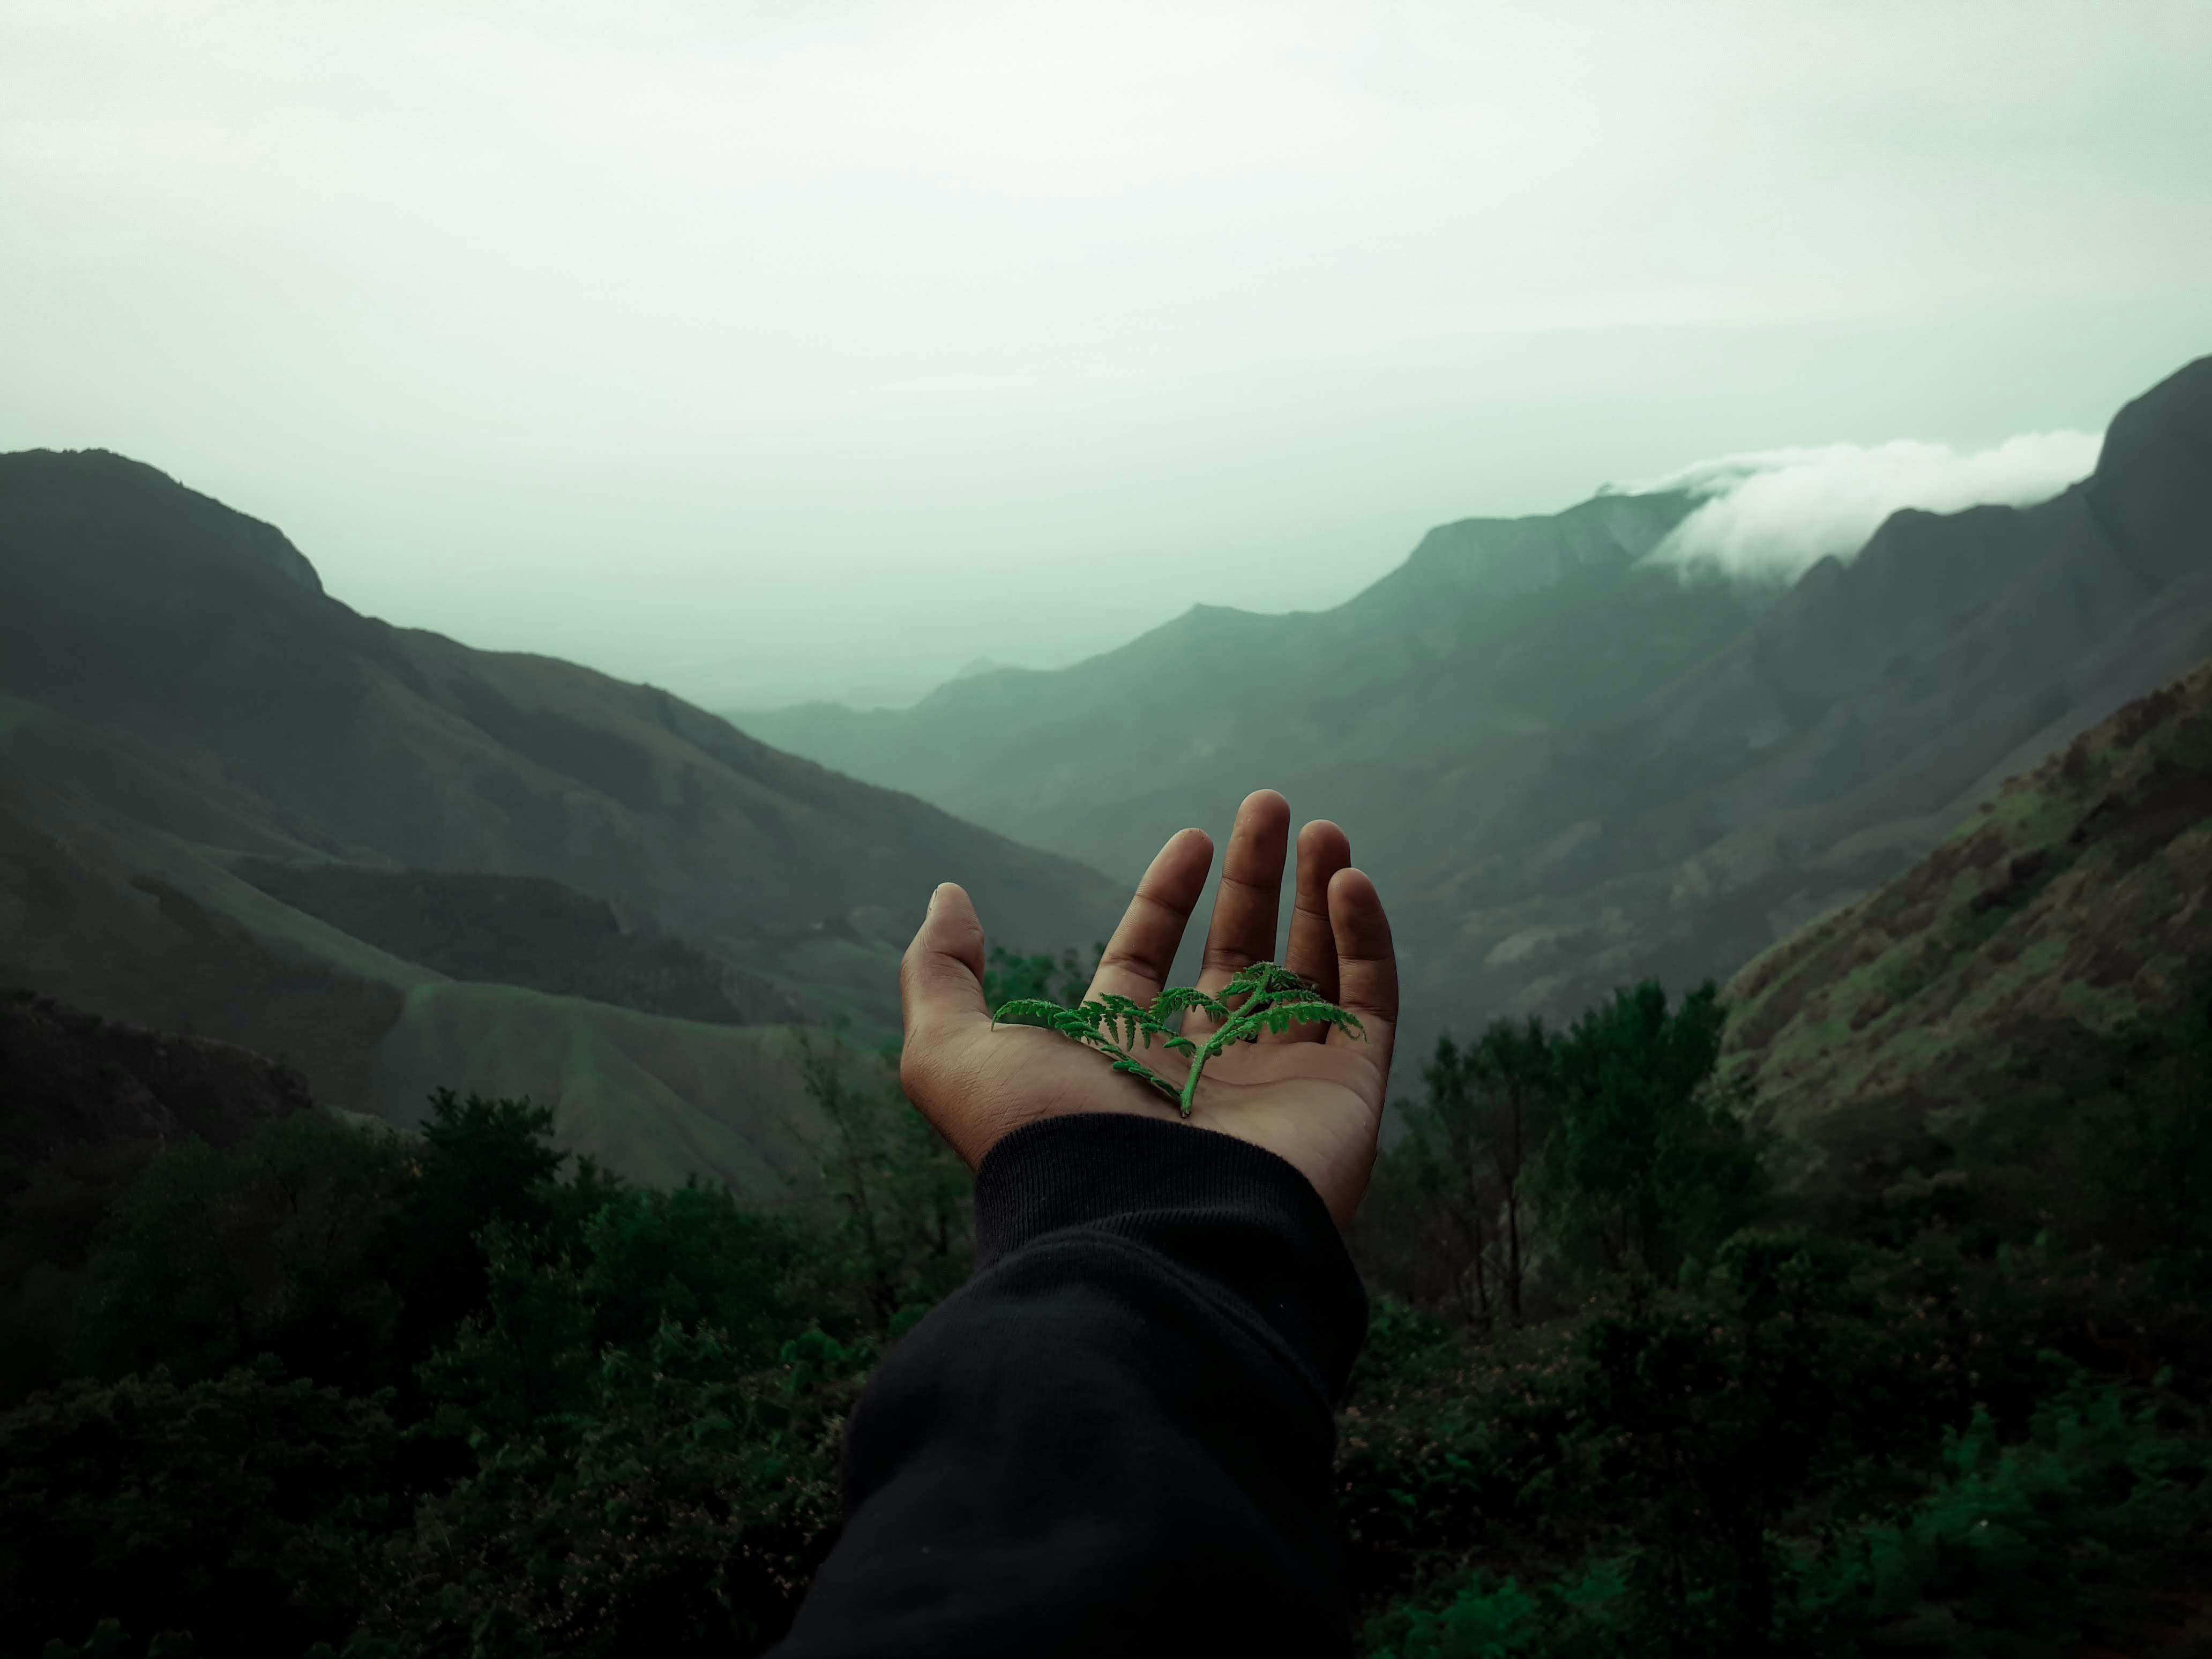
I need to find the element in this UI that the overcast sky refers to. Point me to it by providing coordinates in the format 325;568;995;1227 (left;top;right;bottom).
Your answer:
4;1;2207;709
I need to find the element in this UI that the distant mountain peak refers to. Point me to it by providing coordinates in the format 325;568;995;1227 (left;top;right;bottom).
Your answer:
0;447;325;597
1387;488;1694;603
736;352;2212;1090
0;452;1125;1191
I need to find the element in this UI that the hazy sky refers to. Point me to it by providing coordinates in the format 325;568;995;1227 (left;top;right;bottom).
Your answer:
5;2;2208;710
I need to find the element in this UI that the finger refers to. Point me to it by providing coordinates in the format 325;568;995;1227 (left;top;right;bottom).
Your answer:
1184;789;1292;1037
1083;827;1215;1007
1268;818;1351;1043
1325;866;1398;1086
900;882;989;1042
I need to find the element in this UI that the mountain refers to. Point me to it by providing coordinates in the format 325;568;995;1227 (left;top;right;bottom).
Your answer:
0;452;1124;1190
738;358;2212;1059
0;988;316;1169
1722;654;2212;1193
0;989;326;1399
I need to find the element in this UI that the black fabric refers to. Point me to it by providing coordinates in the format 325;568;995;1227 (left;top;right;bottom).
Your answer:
772;1111;1370;1658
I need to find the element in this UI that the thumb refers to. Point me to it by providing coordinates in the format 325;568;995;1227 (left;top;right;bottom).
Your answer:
900;881;990;1038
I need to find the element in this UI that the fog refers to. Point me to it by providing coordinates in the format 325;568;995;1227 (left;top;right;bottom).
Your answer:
1642;430;2105;583
3;1;2207;710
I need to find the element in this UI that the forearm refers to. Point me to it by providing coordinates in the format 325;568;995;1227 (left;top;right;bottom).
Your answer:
773;1112;1369;1657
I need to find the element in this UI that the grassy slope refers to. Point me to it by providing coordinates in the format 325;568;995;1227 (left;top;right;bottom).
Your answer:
0;447;1124;1011
0;714;827;1197
1722;658;2212;1183
369;982;818;1198
0;450;1133;1190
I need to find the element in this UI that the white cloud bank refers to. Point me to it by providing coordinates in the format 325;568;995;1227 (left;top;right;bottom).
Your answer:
1640;430;2104;581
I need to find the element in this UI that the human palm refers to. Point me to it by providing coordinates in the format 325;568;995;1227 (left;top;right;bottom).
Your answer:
898;790;1398;1225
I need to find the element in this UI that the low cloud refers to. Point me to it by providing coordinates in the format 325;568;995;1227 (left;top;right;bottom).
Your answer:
1638;430;2103;581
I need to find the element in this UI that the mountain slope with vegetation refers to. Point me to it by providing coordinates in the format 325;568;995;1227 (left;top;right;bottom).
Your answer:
9;651;2209;1655
4;372;2208;1655
1723;654;2212;1196
743;358;2212;1062
0;453;1124;1187
0;990;320;1401
1337;649;2212;1656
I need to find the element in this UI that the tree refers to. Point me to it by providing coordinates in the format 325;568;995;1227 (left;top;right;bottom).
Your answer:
359;1324;856;1659
415;1219;597;1440
387;1089;570;1366
1423;1019;1555;1326
0;1365;401;1659
580;1182;803;1362
1534;981;1764;1283
2081;988;2212;1294
796;1031;973;1334
981;944;1101;1011
1371;1019;1557;1328
73;1113;414;1391
1399;1054;1498;1327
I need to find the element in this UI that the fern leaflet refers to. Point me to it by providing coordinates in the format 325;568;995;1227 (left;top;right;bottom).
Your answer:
990;959;1365;1117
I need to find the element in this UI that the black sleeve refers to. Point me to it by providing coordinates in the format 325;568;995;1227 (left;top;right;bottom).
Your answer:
771;1111;1370;1658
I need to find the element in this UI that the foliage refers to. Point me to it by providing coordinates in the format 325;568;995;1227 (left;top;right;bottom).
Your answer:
1344;974;2212;1659
993;959;1365;1116
354;1325;856;1659
1363;1373;2212;1659
1369;1020;1556;1327
1532;982;1767;1282
980;943;1100;1011
1365;983;1763;1320
385;1090;580;1384
1341;1229;1956;1648
1;1364;402;1659
1793;1381;2212;1652
2072;990;2212;1296
795;1030;973;1333
578;1184;805;1359
1363;1561;1628;1659
72;1112;414;1391
2;964;2208;1657
414;1221;600;1442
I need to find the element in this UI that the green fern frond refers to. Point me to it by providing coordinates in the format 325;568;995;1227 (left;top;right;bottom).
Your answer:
1150;985;1230;1024
992;999;1072;1030
990;959;1366;1117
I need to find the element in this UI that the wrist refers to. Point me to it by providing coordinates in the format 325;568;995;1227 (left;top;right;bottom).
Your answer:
973;1113;1369;1401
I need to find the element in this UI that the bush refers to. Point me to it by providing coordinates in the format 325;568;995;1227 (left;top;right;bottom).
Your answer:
355;1325;858;1658
73;1114;414;1392
0;1365;401;1659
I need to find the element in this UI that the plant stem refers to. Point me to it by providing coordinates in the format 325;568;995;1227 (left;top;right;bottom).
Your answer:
1175;987;1288;1116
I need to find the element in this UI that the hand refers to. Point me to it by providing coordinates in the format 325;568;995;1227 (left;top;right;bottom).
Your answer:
898;789;1398;1225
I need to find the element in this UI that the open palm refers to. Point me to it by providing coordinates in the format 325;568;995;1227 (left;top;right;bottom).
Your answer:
898;790;1398;1224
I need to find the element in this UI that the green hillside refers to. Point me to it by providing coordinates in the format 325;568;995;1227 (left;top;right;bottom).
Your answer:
1724;655;2212;1191
0;458;1124;1188
11;654;2210;1657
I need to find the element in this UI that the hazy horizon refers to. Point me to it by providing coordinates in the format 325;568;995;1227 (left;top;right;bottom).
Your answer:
5;1;2207;711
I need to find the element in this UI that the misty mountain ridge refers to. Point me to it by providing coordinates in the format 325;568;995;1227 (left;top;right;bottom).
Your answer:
1632;426;2105;582
2;358;2204;1194
738;356;2212;1071
756;422;2105;726
0;451;1123;1190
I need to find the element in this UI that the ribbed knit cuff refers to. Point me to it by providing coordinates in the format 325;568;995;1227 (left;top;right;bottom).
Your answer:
973;1113;1369;1401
